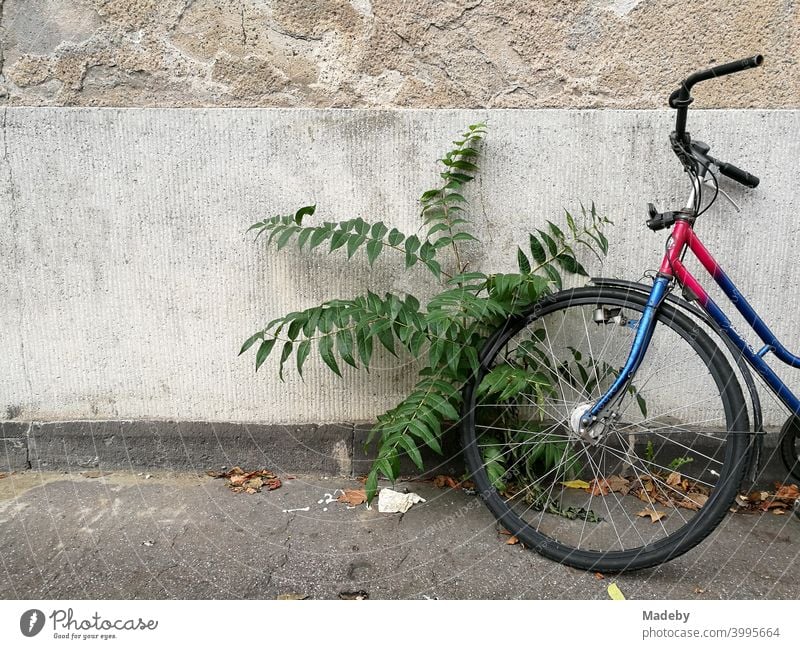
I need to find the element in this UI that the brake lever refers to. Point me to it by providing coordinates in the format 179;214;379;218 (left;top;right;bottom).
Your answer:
703;177;741;213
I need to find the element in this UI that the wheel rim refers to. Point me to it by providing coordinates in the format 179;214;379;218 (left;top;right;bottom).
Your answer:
463;289;748;567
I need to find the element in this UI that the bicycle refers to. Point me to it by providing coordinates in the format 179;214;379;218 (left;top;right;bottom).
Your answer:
460;54;800;572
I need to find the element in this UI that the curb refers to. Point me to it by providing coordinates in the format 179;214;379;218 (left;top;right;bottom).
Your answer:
0;420;465;477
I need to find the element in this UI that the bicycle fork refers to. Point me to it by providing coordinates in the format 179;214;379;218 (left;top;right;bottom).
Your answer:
573;275;671;441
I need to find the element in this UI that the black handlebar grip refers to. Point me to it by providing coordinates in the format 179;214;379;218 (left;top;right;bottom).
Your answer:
718;161;760;188
689;55;764;86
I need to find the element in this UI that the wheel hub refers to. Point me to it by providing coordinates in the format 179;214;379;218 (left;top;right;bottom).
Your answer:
569;402;607;444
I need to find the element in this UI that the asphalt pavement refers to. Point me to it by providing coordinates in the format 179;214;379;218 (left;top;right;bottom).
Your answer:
1;467;798;600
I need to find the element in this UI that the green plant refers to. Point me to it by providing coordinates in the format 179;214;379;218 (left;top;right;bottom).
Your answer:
240;122;612;500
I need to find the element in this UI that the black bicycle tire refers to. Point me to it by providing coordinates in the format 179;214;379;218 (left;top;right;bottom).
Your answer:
461;286;751;572
779;417;800;482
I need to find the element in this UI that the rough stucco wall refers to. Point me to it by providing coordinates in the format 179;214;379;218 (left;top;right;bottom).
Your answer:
1;0;798;108
2;108;799;426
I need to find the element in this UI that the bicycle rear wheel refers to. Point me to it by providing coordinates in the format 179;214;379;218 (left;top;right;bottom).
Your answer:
461;285;751;571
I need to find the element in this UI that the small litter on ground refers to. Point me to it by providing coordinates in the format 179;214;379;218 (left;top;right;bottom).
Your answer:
377;488;426;513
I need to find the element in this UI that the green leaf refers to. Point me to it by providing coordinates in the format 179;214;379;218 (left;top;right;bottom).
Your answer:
396;434;424;470
538;229;558;256
517;247;531;274
276;227;298;250
336;329;357;368
444;172;473;183
565;209;577;235
450;159;478;172
404;235;420;268
309;227;331;249
387;228;404;246
347;234;366;259
297;227;313;249
424;259;442;278
296;339;311;377
318;335;342;377
419;241;435;261
239;331;263;356
542;264;562;290
598;231;609;255
427;392;459;421
294;205;315;224
529;234;546;264
353;218;370;236
302;308;322;337
374;322;397;356
451;232;478;242
365;469;379;502
255;337;277;371
278;341;293;381
448;272;487;286
409;331;427;357
356;326;373;368
287;317;305;341
443;192;467;204
366;238;382;265
370;222;388;239
636;392;648;418
556;254;588;276
409;419;443;455
547;220;566;240
330;229;349;251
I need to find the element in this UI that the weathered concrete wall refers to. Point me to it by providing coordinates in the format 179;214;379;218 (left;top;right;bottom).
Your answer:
0;1;797;108
2;108;799;428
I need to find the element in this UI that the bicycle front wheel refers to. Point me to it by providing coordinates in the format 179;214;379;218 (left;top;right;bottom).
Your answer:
779;417;800;482
461;285;750;571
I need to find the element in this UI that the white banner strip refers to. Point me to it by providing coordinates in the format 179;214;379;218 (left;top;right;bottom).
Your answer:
1;599;796;648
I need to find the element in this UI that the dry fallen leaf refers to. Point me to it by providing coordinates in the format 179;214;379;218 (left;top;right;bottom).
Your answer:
337;489;367;506
506;535;520;545
606;475;631;495
561;479;591;489
209;467;282;494
678;493;708;511
433;475;460;489
607;583;626;600
276;593;309;600
338;591;368;600
774;483;799;500
666;471;682;487
587;478;610;496
81;471;112;479
693;587;706;594
637;508;667;523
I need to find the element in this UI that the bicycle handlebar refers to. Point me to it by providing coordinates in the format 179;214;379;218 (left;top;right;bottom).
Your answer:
669;55;764;189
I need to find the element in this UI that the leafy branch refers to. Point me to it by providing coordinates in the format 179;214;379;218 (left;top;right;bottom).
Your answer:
240;122;614;501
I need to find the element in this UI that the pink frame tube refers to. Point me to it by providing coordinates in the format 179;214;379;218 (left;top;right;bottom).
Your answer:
658;219;718;307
